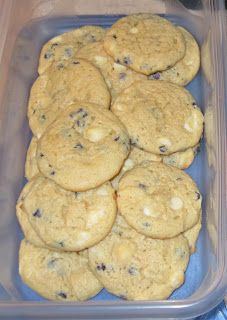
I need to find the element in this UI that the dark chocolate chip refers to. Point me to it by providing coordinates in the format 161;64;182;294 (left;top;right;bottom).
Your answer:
195;192;201;200
50;171;55;175
114;136;120;141
113;34;117;39
73;61;80;65
123;56;132;65
57;292;67;299
48;164;52;168
51;43;58;49
177;72;180;76
176;177;183;181
40;153;44;158
151;72;160;80
97;263;106;271
58;241;64;247
41;114;46;120
47;258;58;268
138;183;147;190
64;47;73;57
143;222;151;227
57;63;64;70
76;119;86;127
129;138;138;146
74;192;80;198
119;72;126;80
128;266;137;275
116;59;120;63
33;209;41;218
192;102;197;106
74;143;83;149
44;52;53;59
32;109;36;114
159;145;167;153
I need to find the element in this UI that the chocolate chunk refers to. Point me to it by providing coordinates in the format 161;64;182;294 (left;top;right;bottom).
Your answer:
41;114;46;120
128;266;137;275
97;263;106;271
195;191;201;200
116;59;121;64
119;72;126;80
33;209;41;218
123;56;132;65
114;136;120;141
32;109;36;114
74;143;83;149
73;61;80;65
50;171;55;175
138;183;147;190
113;34;117;39
176;177;183;181
159;145;167;153
57;292;67;299
40;153;44;158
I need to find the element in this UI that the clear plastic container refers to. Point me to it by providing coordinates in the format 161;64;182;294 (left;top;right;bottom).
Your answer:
0;0;227;319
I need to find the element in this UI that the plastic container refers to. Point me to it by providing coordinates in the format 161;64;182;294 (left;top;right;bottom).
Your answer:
0;0;227;319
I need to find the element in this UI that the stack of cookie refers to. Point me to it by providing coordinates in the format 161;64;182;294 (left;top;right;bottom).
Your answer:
16;14;203;301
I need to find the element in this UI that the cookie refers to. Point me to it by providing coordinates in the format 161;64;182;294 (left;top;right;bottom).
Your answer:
28;58;110;138
111;146;198;190
19;176;117;251
162;145;199;170
19;239;102;301
16;178;46;248
76;41;146;102
38;26;106;74
25;137;39;180
37;102;130;191
183;212;201;254
117;162;201;239
111;147;162;190
103;14;186;75
149;27;200;86
89;215;189;300
112;80;204;155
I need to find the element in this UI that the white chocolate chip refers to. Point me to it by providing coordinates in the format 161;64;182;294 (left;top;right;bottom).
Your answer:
123;159;135;171
143;206;160;218
130;27;138;34
96;186;109;196
86;210;106;228
113;63;127;72
94;55;108;64
143;207;152;216
85;127;110;142
77;231;91;245
184;113;199;132
170;271;183;287
170;197;183;210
